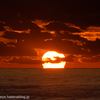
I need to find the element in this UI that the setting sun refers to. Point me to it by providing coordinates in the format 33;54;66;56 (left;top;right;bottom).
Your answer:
42;51;66;69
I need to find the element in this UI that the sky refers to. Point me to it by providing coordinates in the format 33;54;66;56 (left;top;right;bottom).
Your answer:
0;0;100;68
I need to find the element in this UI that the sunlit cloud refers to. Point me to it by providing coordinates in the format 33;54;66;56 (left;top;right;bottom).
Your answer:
64;23;83;31
4;26;30;34
0;56;12;62
73;26;100;41
66;39;86;46
31;20;54;29
41;30;55;34
0;37;16;43
87;26;100;32
4;26;12;31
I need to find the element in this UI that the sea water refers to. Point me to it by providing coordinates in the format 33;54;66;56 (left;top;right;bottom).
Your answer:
0;68;100;100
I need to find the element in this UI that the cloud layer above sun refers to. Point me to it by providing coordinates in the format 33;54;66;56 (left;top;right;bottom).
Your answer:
0;0;100;66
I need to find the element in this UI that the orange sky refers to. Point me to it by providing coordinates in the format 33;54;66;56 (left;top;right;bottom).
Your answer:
0;62;100;68
0;1;100;68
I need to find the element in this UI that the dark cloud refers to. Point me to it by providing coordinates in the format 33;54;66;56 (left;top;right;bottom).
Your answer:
45;22;86;41
0;0;100;61
3;56;43;64
82;55;100;62
63;55;76;62
32;37;88;54
7;42;16;45
40;32;53;39
1;21;99;56
2;31;28;39
46;22;81;33
83;38;100;54
59;31;87;41
2;30;53;41
1;30;53;57
0;23;5;31
5;21;41;31
0;41;37;56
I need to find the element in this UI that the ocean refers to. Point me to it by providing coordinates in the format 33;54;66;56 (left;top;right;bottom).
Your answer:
0;68;100;100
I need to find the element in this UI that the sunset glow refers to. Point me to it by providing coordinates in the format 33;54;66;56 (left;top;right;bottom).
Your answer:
42;51;66;68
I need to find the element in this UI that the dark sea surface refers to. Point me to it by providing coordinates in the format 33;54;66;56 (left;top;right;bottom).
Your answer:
0;68;100;100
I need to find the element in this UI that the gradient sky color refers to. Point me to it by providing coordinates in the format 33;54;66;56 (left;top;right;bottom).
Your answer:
0;0;100;68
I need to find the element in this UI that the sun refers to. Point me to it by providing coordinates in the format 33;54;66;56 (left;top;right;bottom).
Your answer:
42;51;66;69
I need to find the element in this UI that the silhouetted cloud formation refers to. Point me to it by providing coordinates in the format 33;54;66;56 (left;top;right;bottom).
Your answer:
0;19;100;57
46;22;81;32
0;23;5;31
63;55;76;62
3;56;42;64
5;21;41;31
2;54;77;64
82;55;100;62
83;38;100;54
2;31;28;39
0;41;37;56
0;0;100;65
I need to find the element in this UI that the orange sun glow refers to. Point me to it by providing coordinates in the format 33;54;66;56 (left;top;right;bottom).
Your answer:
42;51;66;69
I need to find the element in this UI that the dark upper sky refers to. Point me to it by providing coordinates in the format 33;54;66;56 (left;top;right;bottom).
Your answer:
0;0;100;67
0;0;100;28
